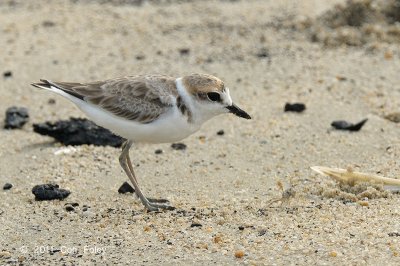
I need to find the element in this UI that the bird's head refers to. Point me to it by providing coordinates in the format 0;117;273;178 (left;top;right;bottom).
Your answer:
181;73;251;120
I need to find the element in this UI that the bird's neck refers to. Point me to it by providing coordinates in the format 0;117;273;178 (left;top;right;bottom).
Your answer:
175;77;211;125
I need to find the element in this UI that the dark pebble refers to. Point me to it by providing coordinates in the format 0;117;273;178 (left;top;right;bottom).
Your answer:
256;48;269;58
4;106;29;129
217;130;225;136
33;118;124;147
284;103;306;113
82;207;88;212
70;202;79;207
171;143;187;150
48;98;56;104
190;223;202;227
238;226;245;231
3;71;12;78
388;232;400;237
3;183;12;190
331;118;368;131
32;184;70;201
135;54;145;60
179;48;190;55
65;205;75;212
118;181;135;194
154;149;163;154
42;20;56;27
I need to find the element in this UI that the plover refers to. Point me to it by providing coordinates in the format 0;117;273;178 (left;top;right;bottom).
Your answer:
32;74;251;211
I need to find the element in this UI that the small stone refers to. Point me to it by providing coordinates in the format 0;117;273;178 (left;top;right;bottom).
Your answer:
3;71;12;78
155;149;163;154
65;205;75;212
213;235;222;244
358;201;369;207
217;130;225;136
118;182;135;194
329;251;337;257
331;119;368;131
32;184;70;200
384;113;400;123
0;251;11;258
234;250;245;258
70;202;79;207
256;48;269;58
179;48;190;55
42;20;56;27
135;54;145;60
171;143;187;150
48;98;56;105
190;223;203;228
4;106;29;129
3;183;12;190
238;226;245;231
284;103;306;113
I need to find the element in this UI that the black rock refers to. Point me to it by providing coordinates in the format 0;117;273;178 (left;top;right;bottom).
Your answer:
179;48;190;55
118;181;135;194
171;143;187;150
32;184;70;201
33;118;124;147
190;223;202;227
3;183;12;190
256;48;269;58
3;71;12;78
4;106;29;129
65;205;75;212
217;130;225;136
331;119;368;131
284;103;306;113
155;149;163;154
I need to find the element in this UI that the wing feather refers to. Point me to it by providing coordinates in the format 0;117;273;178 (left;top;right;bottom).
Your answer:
48;75;178;124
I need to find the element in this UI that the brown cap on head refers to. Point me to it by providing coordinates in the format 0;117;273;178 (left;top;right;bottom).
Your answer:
182;73;225;94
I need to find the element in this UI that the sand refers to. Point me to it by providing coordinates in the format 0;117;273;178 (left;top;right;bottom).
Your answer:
1;0;400;264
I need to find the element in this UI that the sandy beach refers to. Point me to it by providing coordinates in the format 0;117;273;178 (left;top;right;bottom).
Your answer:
1;0;400;264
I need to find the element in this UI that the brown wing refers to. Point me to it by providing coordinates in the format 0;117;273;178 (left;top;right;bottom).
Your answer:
47;75;178;124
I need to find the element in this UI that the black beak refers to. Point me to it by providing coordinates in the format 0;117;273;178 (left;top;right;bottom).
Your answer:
226;103;251;119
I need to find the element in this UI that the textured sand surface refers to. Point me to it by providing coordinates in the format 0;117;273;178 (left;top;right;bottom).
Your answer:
1;0;400;265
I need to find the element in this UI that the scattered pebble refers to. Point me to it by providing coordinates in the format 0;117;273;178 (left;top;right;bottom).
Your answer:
178;48;190;55
388;232;400;237
65;204;75;212
329;251;337;257
190;223;203;228
33;118;124;147
284;103;306;113
3;71;12;78
42;20;56;27
32;184;71;201
217;130;225;136
4;106;29;129
331;118;368;131
3;183;12;190
135;54;145;60
171;143;187;150
234;250;245;258
154;149;163;154
48;98;56;104
118;182;135;194
384;112;400;123
256;47;269;58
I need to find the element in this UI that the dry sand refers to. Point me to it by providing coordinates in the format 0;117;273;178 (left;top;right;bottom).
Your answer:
1;0;400;264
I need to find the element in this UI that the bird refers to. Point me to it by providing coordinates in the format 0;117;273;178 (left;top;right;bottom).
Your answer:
32;73;251;211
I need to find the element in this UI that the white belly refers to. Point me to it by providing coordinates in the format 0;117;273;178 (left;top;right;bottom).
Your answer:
75;100;199;143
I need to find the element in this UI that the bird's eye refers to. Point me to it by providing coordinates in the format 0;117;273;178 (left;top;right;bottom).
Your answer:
207;92;221;102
